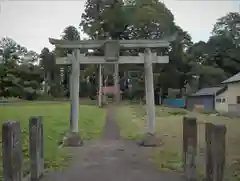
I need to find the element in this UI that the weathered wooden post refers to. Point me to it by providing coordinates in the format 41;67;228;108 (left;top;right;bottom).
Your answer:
183;117;197;181
2;121;22;181
211;125;226;181
205;123;214;181
29;116;44;181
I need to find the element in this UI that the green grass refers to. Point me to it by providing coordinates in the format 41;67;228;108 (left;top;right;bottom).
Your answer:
116;104;240;181
116;104;145;140
0;102;106;180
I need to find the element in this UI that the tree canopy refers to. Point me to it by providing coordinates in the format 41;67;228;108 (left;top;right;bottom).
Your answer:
0;37;43;99
1;1;240;100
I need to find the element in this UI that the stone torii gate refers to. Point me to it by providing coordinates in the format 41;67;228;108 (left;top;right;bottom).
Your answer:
49;38;172;146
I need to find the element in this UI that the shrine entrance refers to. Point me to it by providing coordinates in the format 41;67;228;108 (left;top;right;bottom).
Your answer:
49;38;173;146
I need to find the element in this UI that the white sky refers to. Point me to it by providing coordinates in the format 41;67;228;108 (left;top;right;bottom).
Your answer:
0;0;239;54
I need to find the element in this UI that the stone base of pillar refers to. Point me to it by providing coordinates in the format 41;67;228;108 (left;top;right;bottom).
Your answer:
62;132;83;147
137;133;163;147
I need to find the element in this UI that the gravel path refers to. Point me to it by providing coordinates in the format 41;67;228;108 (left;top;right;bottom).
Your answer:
41;106;185;181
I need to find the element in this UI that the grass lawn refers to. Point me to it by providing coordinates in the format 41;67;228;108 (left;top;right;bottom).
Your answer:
116;104;240;181
0;102;106;180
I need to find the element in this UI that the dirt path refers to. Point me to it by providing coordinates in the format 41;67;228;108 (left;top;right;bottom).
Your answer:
41;107;185;181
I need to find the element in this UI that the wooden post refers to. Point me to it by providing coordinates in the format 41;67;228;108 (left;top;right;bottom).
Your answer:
98;64;103;107
29;116;44;181
2;121;22;181
212;125;226;181
183;117;197;181
144;48;155;134
205;123;214;181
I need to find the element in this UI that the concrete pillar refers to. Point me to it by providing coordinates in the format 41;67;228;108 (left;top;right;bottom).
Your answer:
114;63;120;103
103;75;108;104
69;69;73;131
98;64;103;107
71;49;80;133
144;48;156;134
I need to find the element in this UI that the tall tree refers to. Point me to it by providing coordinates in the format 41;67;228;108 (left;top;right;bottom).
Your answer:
209;12;240;73
80;0;194;97
0;37;43;99
182;13;240;90
81;0;126;39
0;37;27;63
54;25;81;96
62;25;81;41
80;0;176;40
212;12;240;46
39;47;56;95
55;25;81;57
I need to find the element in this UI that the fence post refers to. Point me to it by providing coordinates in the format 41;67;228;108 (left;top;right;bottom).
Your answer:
2;121;22;181
29;116;44;181
205;123;214;181
183;117;197;181
212;125;226;181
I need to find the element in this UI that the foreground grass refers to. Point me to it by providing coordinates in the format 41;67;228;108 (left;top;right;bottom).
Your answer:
116;104;240;181
0;102;106;180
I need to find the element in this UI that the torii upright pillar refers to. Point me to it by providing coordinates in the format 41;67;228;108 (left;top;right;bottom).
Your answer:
144;48;156;135
138;48;160;147
66;49;83;146
98;64;103;107
114;63;120;103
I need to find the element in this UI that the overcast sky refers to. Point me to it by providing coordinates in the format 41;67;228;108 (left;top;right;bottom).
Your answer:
0;0;239;53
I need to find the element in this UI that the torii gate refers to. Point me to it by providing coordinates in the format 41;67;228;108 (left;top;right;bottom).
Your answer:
49;38;172;146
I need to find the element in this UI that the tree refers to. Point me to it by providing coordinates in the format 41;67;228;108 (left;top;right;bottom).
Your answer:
80;0;175;40
20;50;39;65
80;0;127;39
182;13;240;90
210;12;240;73
62;26;81;41
212;12;240;47
185;40;227;89
0;37;43;99
80;0;194;98
39;47;56;95
0;37;27;63
53;25;82;97
125;0;175;39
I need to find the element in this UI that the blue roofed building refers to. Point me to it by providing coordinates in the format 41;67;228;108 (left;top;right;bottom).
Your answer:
187;87;226;112
187;72;240;114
